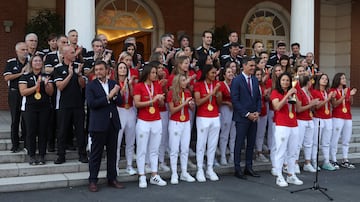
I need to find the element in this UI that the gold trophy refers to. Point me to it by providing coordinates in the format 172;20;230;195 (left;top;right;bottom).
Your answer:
288;76;298;104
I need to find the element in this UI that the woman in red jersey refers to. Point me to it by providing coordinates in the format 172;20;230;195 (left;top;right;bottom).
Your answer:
167;74;196;184
134;64;167;188
311;74;336;171
218;63;236;165
194;64;221;182
115;62;137;176
330;73;357;169
270;72;303;187
295;76;319;173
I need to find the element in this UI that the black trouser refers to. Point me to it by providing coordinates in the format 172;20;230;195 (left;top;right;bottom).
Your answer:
88;122;118;183
47;107;56;149
24;108;50;157
56;108;86;157
8;89;23;149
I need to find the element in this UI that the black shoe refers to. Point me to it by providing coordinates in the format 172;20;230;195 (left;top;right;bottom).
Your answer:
29;156;38;165
244;168;260;177
79;155;89;163
54;156;65;164
234;170;247;180
10;146;20;153
48;147;55;153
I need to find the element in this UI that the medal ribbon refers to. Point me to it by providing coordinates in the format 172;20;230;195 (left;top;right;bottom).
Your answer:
223;81;230;93
144;82;154;107
181;91;185;117
322;90;329;113
204;80;213;105
33;75;40;95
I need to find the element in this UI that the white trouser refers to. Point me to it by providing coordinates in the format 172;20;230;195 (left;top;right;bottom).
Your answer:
159;110;169;164
312;118;332;164
116;107;136;170
267;109;276;166
256;115;268;151
196;117;220;170
297;120;314;161
219;105;236;159
168;120;191;174
330;118;352;161
274;126;299;176
136;119;162;175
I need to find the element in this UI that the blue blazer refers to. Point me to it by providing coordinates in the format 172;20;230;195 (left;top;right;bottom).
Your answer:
231;73;261;122
86;79;122;132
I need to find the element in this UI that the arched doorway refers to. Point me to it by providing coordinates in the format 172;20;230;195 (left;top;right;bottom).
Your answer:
241;2;290;56
95;0;164;61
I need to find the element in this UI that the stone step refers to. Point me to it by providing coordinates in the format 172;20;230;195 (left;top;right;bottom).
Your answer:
0;150;82;163
0;152;359;193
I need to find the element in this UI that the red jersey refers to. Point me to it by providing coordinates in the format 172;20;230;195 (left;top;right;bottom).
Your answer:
270;90;298;127
296;88;313;121
311;89;332;119
167;89;192;122
117;80;134;108
133;82;163;121
219;81;231;103
259;85;268;116
157;79;168;112
129;68;139;81
194;80;219;117
330;88;352;119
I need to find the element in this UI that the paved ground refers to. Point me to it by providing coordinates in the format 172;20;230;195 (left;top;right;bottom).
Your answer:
1;164;359;202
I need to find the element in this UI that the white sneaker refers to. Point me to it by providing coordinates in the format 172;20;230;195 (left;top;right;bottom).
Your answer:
126;166;137;176
159;163;170;172
303;163;316;173
286;175;303;185
139;175;147;188
150;175;167;186
206;169;219;181
196;169;206;182
145;164;152;174
187;159;197;169
256;153;269;162
295;164;301;174
170;173;179;184
180;172;195;182
276;176;288;187
271;167;277;176
213;159;220;167
220;157;228;165
312;161;321;171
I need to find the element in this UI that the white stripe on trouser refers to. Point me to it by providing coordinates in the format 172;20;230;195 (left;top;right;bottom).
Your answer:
267;109;276;167
159;111;169;164
297;120;314;161
136;119;162;175
196;117;220;170
116;107;136;169
168;120;191;174
330;118;352;161
219;105;236;159
256;115;268;151
274;126;299;176
312;118;332;163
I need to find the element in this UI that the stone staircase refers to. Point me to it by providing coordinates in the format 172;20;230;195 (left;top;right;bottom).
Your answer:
1;109;360;193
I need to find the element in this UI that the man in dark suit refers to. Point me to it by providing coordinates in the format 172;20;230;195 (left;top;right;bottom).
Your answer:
86;60;124;192
231;57;261;179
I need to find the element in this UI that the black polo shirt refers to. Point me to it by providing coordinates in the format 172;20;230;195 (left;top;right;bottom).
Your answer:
44;51;61;68
3;58;28;90
220;54;242;68
18;72;52;111
53;63;84;109
196;45;217;69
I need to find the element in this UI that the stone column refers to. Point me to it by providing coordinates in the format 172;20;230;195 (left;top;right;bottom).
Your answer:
290;0;314;54
65;0;95;50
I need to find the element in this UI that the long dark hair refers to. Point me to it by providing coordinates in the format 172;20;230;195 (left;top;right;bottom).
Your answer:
199;64;215;81
122;43;138;66
275;72;292;95
114;62;128;82
139;64;156;83
313;73;330;90
331;72;346;89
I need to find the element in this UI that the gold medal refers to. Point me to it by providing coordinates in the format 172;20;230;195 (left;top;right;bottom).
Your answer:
124;104;130;109
207;104;214;111
149;106;156;114
34;92;41;100
180;115;186;121
289;112;294;119
325;109;330;115
342;107;347;113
